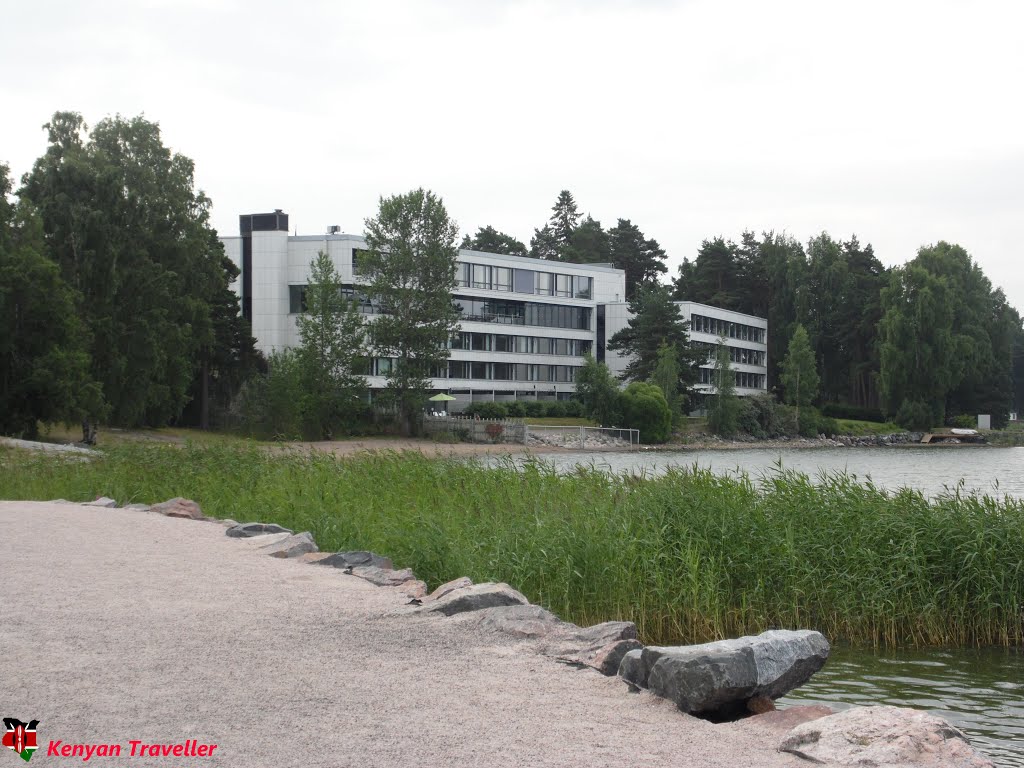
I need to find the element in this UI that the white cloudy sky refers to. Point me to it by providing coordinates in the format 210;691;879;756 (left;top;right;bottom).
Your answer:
4;0;1023;307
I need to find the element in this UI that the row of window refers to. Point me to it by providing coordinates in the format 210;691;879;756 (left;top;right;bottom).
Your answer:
697;367;767;389
368;358;579;383
451;332;591;357
289;286;593;332
694;341;766;367
454;295;591;330
456;263;593;299
690;314;766;344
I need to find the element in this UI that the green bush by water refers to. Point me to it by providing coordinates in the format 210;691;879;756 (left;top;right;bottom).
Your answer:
3;444;1022;649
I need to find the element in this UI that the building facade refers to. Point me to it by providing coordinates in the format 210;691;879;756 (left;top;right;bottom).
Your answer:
222;210;768;413
602;300;769;411
221;211;627;412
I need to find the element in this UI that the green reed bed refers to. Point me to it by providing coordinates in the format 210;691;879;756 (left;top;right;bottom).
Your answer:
3;443;1022;648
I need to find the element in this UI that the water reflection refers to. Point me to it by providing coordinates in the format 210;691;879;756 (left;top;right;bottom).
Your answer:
780;646;1024;767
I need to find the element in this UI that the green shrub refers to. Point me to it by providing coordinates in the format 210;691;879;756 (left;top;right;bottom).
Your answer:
469;402;508;419
620;381;672;443
563;401;584;418
505;401;526;418
546;402;567;418
522;400;546;418
896;399;933;431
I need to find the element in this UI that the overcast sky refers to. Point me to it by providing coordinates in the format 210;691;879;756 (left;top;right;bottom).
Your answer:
4;1;1023;308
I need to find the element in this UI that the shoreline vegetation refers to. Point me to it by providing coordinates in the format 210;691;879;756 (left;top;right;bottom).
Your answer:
3;442;1022;650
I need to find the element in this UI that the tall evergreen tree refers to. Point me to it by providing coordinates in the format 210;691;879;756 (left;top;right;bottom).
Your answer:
607;284;700;400
548;190;580;257
574;353;622;427
529;224;559;260
362;188;460;436
568;215;611;264
607;218;668;298
650;341;683;425
460;225;527;257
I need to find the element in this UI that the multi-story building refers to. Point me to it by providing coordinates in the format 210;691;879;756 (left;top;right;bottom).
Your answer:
221;210;627;411
603;300;769;412
221;210;768;414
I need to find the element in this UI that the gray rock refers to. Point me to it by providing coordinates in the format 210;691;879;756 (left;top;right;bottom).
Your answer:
225;522;293;538
125;503;151;511
780;705;993;767
582;639;644;676
84;496;117;507
426;576;473;602
619;648;645;689
620;629;829;717
541;620;640;675
260;532;318;559
423;582;529;616
315;551;393;570
352;566;417;587
474;604;568;638
152;497;204;520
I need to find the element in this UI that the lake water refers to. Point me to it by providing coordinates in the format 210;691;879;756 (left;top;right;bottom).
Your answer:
504;445;1024;765
530;444;1024;499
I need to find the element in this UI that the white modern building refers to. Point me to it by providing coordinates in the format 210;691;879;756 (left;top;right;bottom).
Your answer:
221;210;627;411
603;300;769;411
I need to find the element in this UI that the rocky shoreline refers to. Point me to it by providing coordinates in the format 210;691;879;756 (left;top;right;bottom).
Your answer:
65;493;995;767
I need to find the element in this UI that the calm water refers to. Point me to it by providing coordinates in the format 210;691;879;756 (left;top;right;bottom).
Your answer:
780;647;1024;767
502;445;1024;765
530;444;1024;499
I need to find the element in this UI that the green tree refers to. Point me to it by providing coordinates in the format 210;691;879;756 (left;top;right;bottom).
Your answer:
296;251;367;438
0;164;102;437
460;225;527;257
607;283;700;393
706;337;739;436
573;353;622;426
548;190;580;258
569;215;611;264
607;218;667;298
20;111;241;429
780;324;819;434
650;341;683;424
620;381;672;444
362;188;459;436
529;224;559;260
878;262;959;426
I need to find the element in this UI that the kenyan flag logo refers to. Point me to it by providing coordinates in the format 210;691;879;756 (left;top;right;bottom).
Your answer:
2;720;38;763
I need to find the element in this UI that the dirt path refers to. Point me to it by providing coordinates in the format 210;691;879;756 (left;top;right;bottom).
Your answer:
0;500;802;768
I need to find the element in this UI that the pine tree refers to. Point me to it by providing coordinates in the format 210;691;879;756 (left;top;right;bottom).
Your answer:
780;324;819;434
548;190;580;257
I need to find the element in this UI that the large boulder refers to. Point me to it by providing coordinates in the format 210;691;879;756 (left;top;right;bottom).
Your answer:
352;566;417;588
260;532;318;559
423;582;529;616
152;497;204;520
315;551;393;571
226;522;293;538
779;705;993;767
426;576;473;602
472;605;641;675
620;629;829;718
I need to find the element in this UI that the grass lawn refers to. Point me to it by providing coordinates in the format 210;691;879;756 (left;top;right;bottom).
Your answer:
833;418;903;436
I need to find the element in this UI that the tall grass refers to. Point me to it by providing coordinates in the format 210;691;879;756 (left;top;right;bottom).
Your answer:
3;443;1022;648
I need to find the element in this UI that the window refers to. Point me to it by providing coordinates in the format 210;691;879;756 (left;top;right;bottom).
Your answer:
457;262;471;288
493;363;515;381
376;358;393;376
555;274;570;297
449;361;470;379
554;338;568;356
471;362;489;379
493;267;512;292
289;285;307;314
494;335;513;353
470;333;490;351
352;248;369;278
515;269;535;294
536;272;553;296
574;276;592;299
472;264;490;290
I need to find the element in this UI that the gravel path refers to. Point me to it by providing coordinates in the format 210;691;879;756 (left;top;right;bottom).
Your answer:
0;500;801;767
